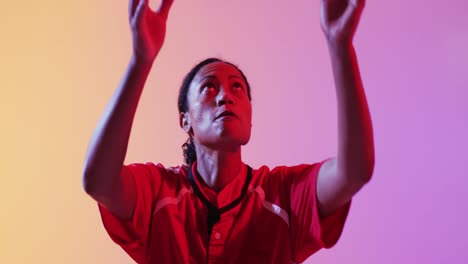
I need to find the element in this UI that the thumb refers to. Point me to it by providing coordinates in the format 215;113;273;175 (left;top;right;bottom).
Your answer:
133;0;148;27
341;0;364;35
157;0;174;19
320;0;330;29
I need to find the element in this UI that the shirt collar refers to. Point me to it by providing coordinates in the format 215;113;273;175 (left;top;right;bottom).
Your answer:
190;161;247;208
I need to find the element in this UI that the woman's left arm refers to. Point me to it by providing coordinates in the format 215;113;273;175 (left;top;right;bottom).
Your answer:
316;0;375;218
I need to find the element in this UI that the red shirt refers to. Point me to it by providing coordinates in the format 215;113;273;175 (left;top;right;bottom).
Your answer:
98;160;350;264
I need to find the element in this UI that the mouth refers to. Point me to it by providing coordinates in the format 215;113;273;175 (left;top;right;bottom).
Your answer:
215;110;238;120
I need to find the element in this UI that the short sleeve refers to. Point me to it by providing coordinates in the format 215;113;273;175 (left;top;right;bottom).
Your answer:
98;163;163;264
288;160;351;263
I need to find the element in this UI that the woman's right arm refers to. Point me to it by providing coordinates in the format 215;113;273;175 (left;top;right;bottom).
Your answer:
82;0;174;220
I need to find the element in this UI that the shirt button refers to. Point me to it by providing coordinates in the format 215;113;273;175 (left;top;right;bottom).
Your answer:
214;232;221;240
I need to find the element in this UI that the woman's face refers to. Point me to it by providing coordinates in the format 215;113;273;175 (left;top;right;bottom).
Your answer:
180;61;252;151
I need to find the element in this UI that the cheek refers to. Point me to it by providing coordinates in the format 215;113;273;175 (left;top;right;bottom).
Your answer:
191;106;213;131
243;104;253;123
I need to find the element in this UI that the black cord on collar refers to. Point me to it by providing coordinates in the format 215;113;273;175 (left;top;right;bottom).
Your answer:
187;163;253;240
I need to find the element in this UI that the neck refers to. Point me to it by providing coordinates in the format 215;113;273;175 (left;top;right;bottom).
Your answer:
194;144;242;193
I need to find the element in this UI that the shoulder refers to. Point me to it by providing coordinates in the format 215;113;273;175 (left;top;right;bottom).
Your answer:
123;162;193;202
124;162;187;175
123;162;190;186
251;162;324;183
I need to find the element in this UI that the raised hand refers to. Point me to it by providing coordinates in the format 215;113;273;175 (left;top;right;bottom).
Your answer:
129;0;174;63
320;0;365;45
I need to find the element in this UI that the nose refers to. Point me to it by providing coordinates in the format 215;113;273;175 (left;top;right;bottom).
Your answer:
216;86;234;106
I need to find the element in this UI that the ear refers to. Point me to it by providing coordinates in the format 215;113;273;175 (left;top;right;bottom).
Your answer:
179;112;191;134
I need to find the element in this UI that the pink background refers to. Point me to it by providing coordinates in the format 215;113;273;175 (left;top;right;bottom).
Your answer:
1;0;467;263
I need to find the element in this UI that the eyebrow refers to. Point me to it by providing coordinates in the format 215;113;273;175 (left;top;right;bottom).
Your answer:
200;75;243;82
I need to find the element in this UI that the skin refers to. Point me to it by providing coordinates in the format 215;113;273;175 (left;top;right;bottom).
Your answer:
82;0;374;224
179;62;252;192
317;0;374;218
82;0;173;219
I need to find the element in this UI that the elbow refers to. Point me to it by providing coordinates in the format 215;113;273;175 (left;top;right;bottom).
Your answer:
82;166;122;201
360;156;375;184
361;164;374;184
82;171;95;196
346;156;374;187
82;168;100;197
346;163;373;194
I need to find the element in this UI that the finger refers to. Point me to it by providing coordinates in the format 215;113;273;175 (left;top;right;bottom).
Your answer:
320;0;331;27
133;0;148;27
350;0;366;10
128;0;139;21
321;0;348;25
342;0;364;33
156;0;174;19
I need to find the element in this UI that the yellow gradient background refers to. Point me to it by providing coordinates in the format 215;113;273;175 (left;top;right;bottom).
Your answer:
1;1;334;263
3;0;468;263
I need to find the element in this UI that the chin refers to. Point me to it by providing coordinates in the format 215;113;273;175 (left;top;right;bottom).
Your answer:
207;135;251;152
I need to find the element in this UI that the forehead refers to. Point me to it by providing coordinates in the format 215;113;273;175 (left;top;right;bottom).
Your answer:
193;61;243;82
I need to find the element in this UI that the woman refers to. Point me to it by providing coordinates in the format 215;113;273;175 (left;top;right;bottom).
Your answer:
82;0;375;263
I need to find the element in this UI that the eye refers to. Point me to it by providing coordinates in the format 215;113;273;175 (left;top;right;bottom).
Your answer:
203;82;216;91
233;82;244;90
